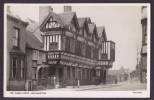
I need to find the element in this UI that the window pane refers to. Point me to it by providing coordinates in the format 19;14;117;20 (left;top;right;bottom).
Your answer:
15;30;18;38
13;38;18;47
20;59;24;78
13;28;19;47
49;42;58;50
12;58;17;78
13;38;15;46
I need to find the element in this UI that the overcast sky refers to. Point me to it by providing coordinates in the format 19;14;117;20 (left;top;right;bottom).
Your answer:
9;4;144;70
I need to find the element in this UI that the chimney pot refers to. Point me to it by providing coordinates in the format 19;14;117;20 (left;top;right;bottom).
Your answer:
7;6;11;14
64;6;72;12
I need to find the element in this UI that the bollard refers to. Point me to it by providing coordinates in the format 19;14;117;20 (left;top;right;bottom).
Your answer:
77;79;80;88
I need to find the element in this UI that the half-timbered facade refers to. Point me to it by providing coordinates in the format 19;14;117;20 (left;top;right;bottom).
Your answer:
6;6;115;90
39;6;115;87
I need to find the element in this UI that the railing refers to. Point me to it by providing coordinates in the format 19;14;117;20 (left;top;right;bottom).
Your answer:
47;50;97;68
97;60;113;68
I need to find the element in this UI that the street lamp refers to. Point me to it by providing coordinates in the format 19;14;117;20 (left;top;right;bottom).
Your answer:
77;68;79;88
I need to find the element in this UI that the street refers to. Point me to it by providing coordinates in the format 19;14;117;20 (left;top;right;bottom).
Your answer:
81;82;147;91
43;81;147;91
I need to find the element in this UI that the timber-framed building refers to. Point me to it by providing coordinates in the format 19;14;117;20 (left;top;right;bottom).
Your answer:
38;6;115;88
6;6;115;90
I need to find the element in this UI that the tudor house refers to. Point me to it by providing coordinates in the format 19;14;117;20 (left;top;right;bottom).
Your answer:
39;6;115;87
6;6;115;91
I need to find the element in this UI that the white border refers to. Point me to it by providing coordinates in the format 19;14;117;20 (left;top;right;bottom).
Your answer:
4;3;151;98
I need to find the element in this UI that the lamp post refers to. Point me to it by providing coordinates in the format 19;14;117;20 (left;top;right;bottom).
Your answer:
77;68;79;88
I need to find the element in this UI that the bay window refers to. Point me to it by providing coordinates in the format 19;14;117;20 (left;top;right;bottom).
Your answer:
10;55;25;79
12;58;17;78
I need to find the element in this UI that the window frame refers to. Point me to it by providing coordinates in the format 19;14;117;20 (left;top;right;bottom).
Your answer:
10;55;25;80
13;27;20;49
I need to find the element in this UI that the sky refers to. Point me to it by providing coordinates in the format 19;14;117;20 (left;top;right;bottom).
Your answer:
9;4;144;70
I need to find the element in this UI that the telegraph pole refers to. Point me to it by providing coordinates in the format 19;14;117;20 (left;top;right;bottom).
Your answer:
137;45;140;67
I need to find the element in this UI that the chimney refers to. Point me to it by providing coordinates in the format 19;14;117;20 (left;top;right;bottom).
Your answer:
64;6;72;12
39;6;53;25
7;6;11;14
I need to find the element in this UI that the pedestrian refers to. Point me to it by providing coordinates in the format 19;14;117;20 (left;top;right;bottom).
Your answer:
115;79;117;84
73;78;75;88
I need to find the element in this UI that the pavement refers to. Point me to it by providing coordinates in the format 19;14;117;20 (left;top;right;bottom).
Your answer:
42;81;146;91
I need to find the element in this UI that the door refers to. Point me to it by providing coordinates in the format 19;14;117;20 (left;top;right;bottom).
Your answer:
58;68;64;87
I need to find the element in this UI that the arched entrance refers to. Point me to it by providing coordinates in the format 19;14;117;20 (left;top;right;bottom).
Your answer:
37;65;48;87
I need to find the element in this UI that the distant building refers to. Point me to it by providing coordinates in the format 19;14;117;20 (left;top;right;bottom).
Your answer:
140;6;147;83
107;67;129;83
130;69;140;82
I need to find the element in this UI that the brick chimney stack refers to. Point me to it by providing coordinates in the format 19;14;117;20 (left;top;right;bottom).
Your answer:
39;6;53;25
64;6;72;12
7;6;11;14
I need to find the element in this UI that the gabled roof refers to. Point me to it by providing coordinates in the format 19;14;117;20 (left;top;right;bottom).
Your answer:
58;12;75;26
26;23;38;33
86;17;92;23
7;13;28;26
58;12;80;28
97;26;107;41
78;18;86;27
39;11;64;30
26;30;43;50
25;18;38;24
97;26;105;37
88;23;96;34
40;11;80;30
26;18;44;42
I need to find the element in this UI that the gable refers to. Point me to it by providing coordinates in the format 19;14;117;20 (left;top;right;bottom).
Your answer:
42;16;62;30
97;26;107;41
40;12;64;31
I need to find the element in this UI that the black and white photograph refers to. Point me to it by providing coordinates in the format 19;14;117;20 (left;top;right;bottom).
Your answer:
3;3;150;98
